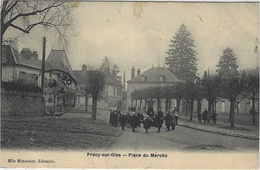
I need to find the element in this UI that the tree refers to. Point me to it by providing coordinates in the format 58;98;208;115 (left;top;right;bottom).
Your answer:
1;1;72;45
86;70;105;120
194;78;204;118
216;47;239;78
245;70;259;125
220;72;246;127
100;57;110;75
216;48;245;127
165;24;198;82
173;83;184;112
111;64;120;77
202;74;221;123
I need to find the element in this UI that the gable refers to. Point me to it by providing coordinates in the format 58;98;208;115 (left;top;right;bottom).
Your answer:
127;67;180;83
46;49;75;78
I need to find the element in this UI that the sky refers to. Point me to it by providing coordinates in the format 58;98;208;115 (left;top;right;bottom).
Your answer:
4;2;259;82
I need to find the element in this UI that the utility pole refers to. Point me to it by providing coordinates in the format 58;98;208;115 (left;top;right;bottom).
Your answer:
41;37;46;89
41;37;46;114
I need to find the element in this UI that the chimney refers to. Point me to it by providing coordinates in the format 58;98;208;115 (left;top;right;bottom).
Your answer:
137;68;141;75
131;67;135;79
82;64;87;71
21;48;32;57
31;51;38;60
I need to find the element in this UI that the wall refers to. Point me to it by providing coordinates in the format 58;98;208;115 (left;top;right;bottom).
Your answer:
2;66;14;81
1;89;44;116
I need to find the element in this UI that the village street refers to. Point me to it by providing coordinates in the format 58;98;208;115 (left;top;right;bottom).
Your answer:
63;110;259;152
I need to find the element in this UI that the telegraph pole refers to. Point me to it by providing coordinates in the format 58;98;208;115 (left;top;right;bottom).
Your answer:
41;37;46;114
41;37;46;89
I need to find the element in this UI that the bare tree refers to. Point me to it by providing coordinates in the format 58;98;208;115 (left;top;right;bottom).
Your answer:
221;73;246;127
245;70;259;125
86;70;105;120
202;74;221;123
1;0;73;45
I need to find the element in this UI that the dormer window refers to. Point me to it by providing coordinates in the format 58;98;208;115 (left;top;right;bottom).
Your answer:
159;75;165;82
141;75;146;82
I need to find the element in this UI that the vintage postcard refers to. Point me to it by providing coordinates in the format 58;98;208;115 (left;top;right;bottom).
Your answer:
1;1;259;169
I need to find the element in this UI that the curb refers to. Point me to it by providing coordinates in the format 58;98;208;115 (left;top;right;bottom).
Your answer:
178;123;259;140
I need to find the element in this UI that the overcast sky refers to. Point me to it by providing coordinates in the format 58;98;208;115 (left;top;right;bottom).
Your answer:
4;2;259;81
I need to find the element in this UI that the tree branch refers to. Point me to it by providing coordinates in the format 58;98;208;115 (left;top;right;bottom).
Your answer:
5;1;65;29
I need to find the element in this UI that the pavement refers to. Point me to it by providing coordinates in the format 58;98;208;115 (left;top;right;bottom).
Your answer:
178;114;259;140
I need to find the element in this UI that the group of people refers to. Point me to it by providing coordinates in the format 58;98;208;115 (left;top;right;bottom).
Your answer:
198;109;217;123
109;107;180;133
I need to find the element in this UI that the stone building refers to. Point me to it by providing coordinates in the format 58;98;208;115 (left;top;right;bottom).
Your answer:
127;66;180;111
1;45;55;115
2;45;77;114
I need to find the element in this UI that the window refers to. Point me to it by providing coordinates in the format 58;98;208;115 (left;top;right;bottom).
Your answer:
117;87;122;96
19;71;28;84
159;75;165;82
77;97;81;104
113;87;116;95
141;75;146;82
29;74;38;86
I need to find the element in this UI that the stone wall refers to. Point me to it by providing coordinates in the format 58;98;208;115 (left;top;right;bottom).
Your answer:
1;88;44;116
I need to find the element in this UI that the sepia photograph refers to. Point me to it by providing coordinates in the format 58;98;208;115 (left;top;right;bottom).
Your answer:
1;1;259;169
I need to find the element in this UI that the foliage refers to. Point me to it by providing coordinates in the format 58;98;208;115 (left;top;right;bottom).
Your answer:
100;57;121;78
216;47;239;78
1;81;43;93
100;56;110;75
165;24;198;82
61;89;76;107
202;74;221;104
111;64;120;77
86;70;105;100
193;78;204;102
245;70;259;100
86;70;105;120
244;69;259;124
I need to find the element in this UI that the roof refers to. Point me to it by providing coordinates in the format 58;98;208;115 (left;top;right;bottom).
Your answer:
73;70;87;85
72;70;123;87
127;67;180;83
2;45;55;70
104;73;123;87
46;49;75;78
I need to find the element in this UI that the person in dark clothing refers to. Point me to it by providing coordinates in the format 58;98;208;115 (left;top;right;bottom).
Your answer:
126;112;131;128
129;113;139;132
202;109;208;123
211;111;217;124
147;107;155;118
164;112;174;131
154;112;164;132
137;112;144;127
143;115;152;133
119;113;127;130
112;111;118;127
115;108;121;126
198;112;202;123
109;110;113;125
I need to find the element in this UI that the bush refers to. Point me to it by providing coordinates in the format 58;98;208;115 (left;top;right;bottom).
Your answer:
1;81;43;93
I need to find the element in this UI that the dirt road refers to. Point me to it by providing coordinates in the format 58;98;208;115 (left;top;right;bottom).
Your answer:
94;110;259;152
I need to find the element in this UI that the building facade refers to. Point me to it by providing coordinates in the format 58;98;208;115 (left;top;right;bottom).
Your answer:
127;66;180;111
73;64;123;111
2;45;77;114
